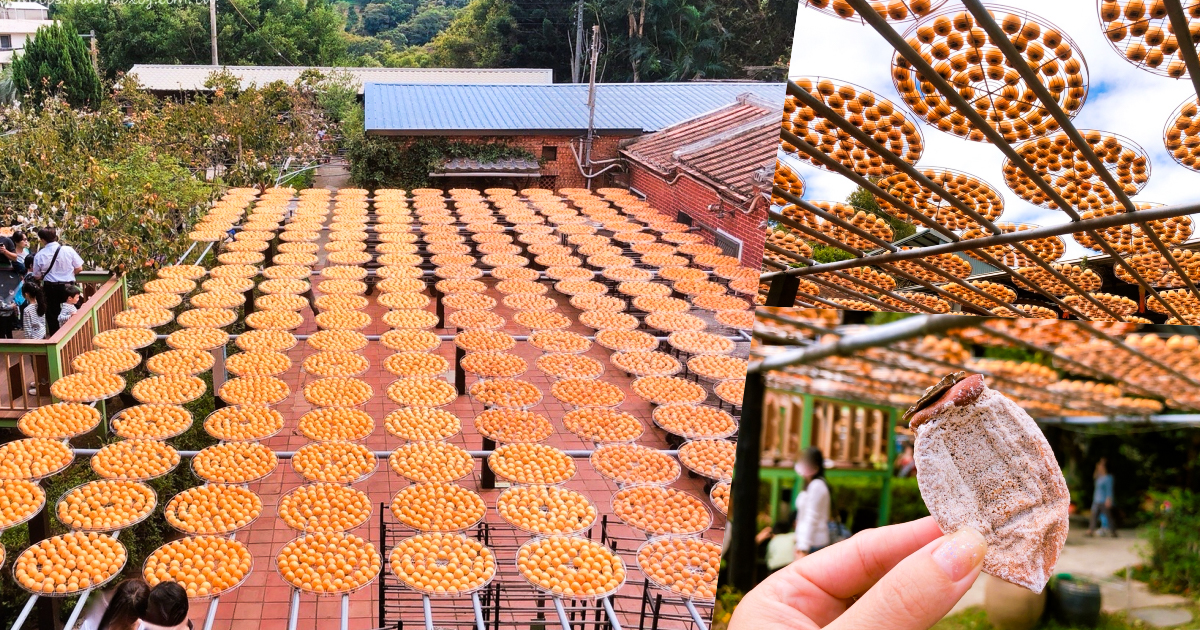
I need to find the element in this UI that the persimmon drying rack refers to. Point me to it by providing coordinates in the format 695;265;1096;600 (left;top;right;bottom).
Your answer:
10;204;742;630
760;0;1200;324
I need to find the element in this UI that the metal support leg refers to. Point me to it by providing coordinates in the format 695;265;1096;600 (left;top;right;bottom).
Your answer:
62;589;93;630
422;594;434;630
553;598;574;630
601;598;622;630
481;436;496;490
12;595;38;630
287;589;301;630
472;592;487;630
455;345;466;394
683;600;708;630
203;597;220;630
764;274;800;308
727;372;765;591
341;593;349;630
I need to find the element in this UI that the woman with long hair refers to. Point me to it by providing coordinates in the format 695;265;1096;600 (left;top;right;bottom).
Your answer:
793;446;831;561
78;578;149;630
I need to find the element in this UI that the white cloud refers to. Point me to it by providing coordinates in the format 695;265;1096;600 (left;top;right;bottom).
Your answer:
787;2;1199;260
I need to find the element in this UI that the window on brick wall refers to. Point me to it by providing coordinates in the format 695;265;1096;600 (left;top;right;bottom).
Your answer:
715;231;742;259
541;146;558;162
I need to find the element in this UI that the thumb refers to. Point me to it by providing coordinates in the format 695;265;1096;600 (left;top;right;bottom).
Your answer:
828;527;987;630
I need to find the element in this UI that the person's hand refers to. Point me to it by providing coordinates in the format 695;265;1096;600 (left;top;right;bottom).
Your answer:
756;527;774;544
794;549;807;562
1105;498;1112;509
729;517;985;630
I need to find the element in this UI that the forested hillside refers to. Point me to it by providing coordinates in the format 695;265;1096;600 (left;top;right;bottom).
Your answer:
52;0;794;82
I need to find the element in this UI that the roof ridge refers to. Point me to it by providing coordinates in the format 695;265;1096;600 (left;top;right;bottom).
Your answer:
671;112;780;161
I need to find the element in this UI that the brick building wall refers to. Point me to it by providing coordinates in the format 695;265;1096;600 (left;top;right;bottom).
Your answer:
389;134;634;191
628;165;766;268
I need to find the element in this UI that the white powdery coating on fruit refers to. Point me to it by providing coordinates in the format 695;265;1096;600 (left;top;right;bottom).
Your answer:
914;387;1069;593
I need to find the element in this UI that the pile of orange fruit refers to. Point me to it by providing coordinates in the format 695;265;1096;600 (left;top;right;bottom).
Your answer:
91;439;178;480
292;441;377;484
0;479;44;528
298;407;375;441
562;408;643;443
204;404;285;441
612;486;711;535
278;483;372;533
111;404;192;439
611;351;681;377
225;351;292;377
632;376;708;405
50;372;125;403
15;531;126;594
653;404;737;439
277;533;382;594
18;403;101;439
390;533;496;596
637;537;721;601
384;407;461;441
389;441;475;482
382;329;442;353
497;485;597;535
551;378;624;407
92;327;155;350
488;444;575;485
474;409;553;443
469;378;541;408
678;439;736;481
164;484;263;535
219;376;290;405
71;348;142;374
145;349;215;376
390;482;486;531
595;329;657;352
535;353;603;380
56;479;155;531
304;377;373;407
529;330;591;353
302;351;370;378
516;536;626;598
144;536;253;598
460;352;527;378
191;442;277;483
132;375;206;405
384;352;450;378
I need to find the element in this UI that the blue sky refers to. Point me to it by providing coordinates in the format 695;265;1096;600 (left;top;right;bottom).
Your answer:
784;2;1200;260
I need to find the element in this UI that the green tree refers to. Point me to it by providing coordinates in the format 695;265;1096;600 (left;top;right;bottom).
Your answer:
54;0;348;75
426;0;516;67
394;4;457;46
847;182;915;242
10;21;103;110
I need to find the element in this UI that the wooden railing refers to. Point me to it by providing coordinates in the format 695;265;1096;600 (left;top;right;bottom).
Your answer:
0;272;126;423
761;389;893;469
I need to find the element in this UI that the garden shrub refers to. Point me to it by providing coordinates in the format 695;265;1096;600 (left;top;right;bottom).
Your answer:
1138;488;1200;596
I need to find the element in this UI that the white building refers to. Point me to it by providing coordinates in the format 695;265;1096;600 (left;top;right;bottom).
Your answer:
0;2;55;68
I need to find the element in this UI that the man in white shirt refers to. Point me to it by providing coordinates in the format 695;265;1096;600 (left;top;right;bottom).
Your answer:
31;228;83;336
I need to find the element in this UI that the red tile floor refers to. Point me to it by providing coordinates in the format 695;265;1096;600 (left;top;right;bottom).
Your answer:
186;268;745;629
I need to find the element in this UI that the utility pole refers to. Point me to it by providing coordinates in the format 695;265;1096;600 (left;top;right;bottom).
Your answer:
584;24;600;190
571;0;584;83
88;30;97;73
209;0;219;66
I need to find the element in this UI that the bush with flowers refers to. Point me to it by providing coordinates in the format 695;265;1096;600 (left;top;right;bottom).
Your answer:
0;69;342;287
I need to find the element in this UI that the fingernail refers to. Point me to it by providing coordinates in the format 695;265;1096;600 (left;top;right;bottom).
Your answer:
931;528;986;581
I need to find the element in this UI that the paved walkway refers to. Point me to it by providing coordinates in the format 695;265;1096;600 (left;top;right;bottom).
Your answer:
950;525;1189;616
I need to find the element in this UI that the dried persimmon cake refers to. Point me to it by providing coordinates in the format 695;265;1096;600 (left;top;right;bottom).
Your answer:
904;372;1069;593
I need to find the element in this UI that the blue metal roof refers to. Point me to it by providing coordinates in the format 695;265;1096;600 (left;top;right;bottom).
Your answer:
363;83;786;136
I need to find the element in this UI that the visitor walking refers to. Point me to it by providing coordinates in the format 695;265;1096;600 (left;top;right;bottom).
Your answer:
793;446;831;561
77;578;150;630
31;228;83;336
1088;457;1116;538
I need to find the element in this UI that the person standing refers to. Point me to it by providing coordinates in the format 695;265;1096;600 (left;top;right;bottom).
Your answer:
1088;457;1116;538
31;228;83;336
794;446;832;561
